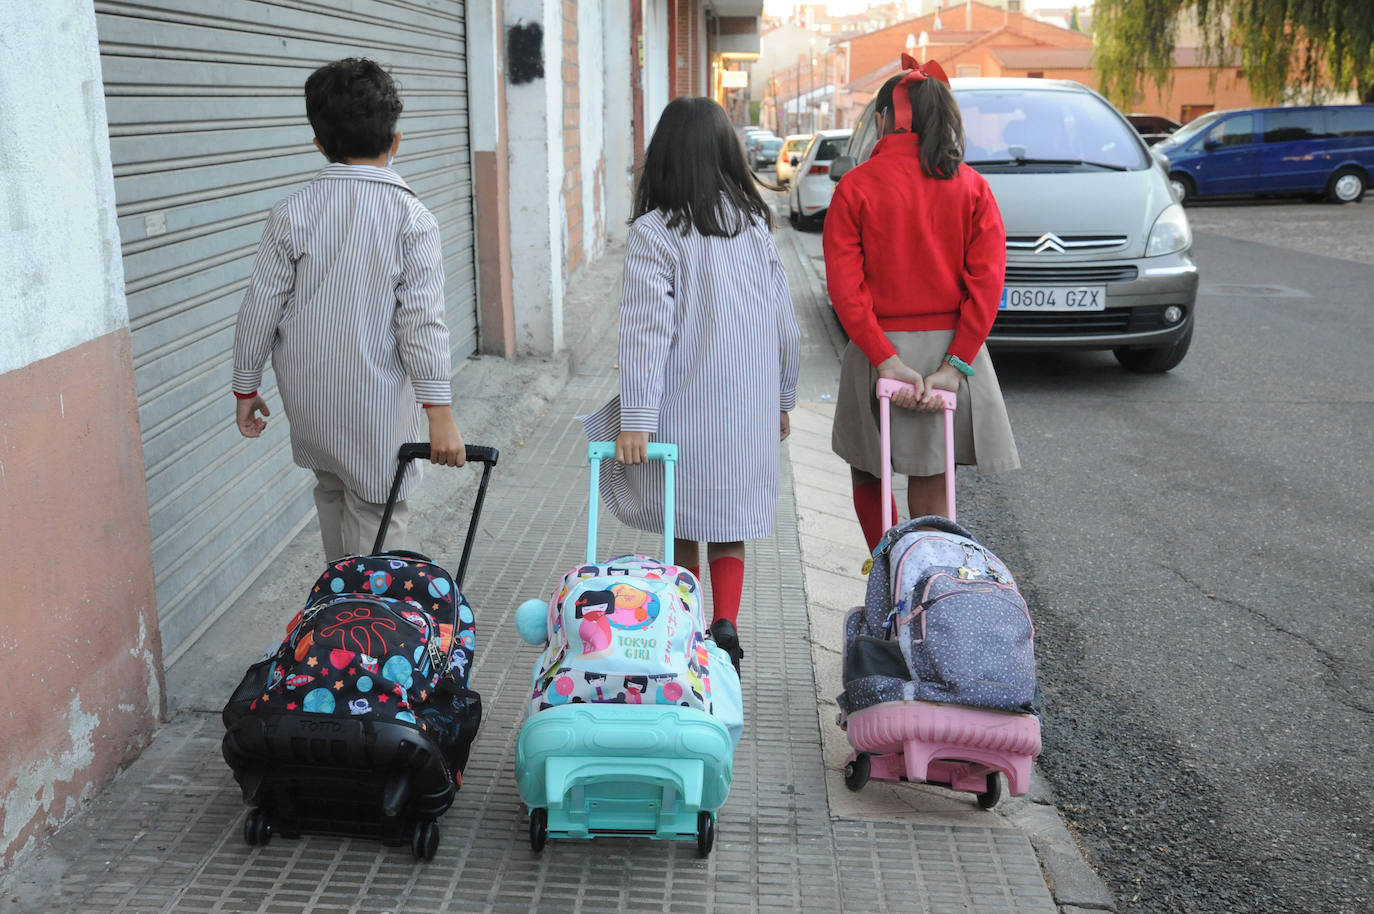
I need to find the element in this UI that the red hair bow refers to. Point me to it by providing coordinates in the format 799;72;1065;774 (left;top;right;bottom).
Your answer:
892;53;949;133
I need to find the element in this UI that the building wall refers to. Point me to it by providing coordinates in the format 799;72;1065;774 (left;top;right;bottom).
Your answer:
749;24;826;105
0;0;162;872
671;0;707;97
643;0;673;143
602;0;635;234
998;64;1255;122
843;6;1089;81
580;0;611;256
562;0;585;275
507;0;567;355
470;0;518;357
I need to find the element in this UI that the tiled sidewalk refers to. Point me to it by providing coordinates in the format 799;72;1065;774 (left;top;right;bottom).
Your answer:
1;237;1062;914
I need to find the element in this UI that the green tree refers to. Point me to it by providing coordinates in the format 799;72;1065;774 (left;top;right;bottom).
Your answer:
1069;5;1081;32
1093;1;1374;108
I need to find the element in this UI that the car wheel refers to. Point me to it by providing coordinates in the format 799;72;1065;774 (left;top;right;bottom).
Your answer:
1113;320;1193;373
1326;167;1366;204
1169;173;1195;204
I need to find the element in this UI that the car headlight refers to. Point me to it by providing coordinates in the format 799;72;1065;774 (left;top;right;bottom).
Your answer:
1146;203;1192;256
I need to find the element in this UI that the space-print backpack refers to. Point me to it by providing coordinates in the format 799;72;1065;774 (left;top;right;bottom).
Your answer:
223;551;482;784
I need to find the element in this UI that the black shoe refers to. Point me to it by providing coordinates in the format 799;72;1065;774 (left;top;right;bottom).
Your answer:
709;619;744;675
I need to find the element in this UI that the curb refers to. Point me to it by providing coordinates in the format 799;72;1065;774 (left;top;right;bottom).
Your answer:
1001;772;1119;913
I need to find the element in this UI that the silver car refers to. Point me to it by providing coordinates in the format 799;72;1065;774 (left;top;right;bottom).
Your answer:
833;78;1199;372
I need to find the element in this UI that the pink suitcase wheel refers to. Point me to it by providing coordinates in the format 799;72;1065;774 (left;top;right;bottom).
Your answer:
844;754;871;791
976;773;1002;809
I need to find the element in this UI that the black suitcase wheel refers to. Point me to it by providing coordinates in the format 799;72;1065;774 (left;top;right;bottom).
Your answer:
243;809;272;847
529;808;548;853
696;811;715;857
844;754;871;792
411;821;440;862
976;773;1003;810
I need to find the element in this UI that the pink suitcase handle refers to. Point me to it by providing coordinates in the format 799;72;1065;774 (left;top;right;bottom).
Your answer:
875;379;957;529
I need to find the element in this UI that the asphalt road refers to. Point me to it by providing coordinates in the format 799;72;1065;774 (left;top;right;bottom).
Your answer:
773;184;1374;914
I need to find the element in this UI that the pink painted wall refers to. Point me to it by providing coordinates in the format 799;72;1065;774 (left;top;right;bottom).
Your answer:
0;330;163;872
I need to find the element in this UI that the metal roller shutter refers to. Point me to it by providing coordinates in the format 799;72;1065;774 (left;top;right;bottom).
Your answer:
96;0;477;661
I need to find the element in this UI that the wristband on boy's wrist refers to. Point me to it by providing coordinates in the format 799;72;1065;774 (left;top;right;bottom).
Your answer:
943;354;974;377
233;389;258;400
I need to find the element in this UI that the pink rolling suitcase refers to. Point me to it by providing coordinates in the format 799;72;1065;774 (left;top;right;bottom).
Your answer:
837;380;1041;808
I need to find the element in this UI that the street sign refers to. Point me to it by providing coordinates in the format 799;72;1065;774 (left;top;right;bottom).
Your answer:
721;70;748;89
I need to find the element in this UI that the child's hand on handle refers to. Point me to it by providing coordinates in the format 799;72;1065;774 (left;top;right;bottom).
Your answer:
919;363;962;412
235;395;270;438
780;411;791;441
616;431;650;465
424;405;466;466
876;356;924;409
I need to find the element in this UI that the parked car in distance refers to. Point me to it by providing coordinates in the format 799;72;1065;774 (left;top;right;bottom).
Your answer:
831;77;1198;373
775;134;810;185
787;129;852;227
1127;113;1182;145
752;136;784;170
1156;104;1374;204
744;131;778;159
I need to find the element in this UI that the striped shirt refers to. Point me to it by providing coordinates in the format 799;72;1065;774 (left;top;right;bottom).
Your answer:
232;164;451;503
581;208;802;543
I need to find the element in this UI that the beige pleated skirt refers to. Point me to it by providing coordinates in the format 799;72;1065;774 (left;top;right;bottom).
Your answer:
831;330;1020;478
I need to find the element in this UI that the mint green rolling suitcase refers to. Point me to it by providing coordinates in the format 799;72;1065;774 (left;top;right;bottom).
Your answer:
513;442;738;856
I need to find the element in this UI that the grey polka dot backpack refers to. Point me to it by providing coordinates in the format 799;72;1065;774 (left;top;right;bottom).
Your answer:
837;382;1041;805
843;514;1038;716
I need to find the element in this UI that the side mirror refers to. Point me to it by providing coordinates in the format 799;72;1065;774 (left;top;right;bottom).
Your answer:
829;155;857;183
790;156;801;167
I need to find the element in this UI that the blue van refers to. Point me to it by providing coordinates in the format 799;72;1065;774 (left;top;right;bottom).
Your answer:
1158;105;1374;203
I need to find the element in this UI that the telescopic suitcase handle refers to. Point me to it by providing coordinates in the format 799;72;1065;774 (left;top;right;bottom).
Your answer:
876;379;956;528
375;443;500;590
586;441;678;565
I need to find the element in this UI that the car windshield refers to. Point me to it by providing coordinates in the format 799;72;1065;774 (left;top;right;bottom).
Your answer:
957;88;1148;171
783;139;807;153
761;139;783;151
1157;112;1222;149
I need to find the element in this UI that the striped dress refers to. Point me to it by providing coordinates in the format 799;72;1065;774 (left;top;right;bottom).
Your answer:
581;208;802;543
232;164;451;503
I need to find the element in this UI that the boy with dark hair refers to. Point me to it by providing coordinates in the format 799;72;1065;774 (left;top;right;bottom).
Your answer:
232;57;465;561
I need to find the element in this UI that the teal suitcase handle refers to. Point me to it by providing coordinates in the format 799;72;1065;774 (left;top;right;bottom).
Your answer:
587;442;678;565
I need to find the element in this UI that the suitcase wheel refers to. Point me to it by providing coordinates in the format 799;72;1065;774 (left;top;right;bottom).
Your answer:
843;754;871;792
976;773;1003;810
411;820;440;862
243;808;272;847
695;811;715;858
529;807;548;853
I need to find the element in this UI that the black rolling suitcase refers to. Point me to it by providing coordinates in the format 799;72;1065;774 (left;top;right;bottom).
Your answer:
221;442;497;861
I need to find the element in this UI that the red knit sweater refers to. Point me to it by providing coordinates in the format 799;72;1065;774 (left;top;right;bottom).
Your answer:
822;134;1006;367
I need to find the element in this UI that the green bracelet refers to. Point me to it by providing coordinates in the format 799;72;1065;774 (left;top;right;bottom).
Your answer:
943;354;975;377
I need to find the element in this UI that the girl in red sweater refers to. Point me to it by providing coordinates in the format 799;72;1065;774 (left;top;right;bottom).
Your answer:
823;59;1019;550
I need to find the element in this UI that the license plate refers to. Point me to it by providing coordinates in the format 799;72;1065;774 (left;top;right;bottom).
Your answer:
999;286;1106;311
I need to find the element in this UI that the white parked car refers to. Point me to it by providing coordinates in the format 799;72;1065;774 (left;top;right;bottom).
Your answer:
774;134;811;185
786;129;852;227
